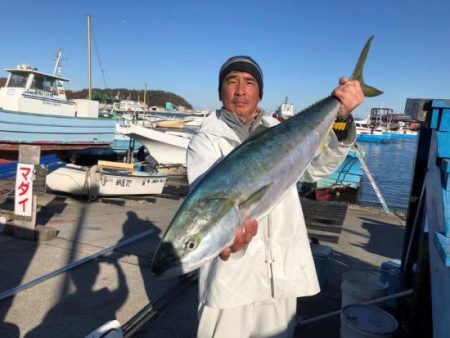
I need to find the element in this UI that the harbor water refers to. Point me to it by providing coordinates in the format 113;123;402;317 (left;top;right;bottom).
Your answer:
357;138;417;210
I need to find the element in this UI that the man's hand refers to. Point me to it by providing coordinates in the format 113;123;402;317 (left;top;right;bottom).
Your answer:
333;77;364;118
219;218;258;261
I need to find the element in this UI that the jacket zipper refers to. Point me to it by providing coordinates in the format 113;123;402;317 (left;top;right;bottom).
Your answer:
265;214;275;297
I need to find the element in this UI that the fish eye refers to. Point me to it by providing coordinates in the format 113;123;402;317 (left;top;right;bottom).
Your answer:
185;239;198;251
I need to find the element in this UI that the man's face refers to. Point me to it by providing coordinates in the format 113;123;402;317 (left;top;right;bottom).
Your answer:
220;71;260;122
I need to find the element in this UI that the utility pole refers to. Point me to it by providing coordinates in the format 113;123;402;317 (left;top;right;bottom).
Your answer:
87;15;92;100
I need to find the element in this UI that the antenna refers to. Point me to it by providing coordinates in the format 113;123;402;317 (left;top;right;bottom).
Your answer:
52;49;65;76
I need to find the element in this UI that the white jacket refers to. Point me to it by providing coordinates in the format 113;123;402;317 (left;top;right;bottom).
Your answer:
187;110;353;309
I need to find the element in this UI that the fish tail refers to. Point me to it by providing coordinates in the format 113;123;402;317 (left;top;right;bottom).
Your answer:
350;35;383;97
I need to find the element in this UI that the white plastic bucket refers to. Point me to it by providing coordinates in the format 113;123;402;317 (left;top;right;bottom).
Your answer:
341;304;398;338
341;270;388;308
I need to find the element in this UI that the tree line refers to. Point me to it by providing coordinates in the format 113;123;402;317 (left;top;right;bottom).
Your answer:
0;77;193;109
66;88;193;109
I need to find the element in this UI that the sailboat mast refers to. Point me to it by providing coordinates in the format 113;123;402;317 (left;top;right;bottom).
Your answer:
87;15;92;100
144;82;147;106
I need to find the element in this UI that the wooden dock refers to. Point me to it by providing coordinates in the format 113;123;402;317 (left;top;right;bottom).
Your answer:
400;99;450;338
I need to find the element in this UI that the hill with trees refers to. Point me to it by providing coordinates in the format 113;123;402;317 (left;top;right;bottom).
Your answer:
66;88;193;109
0;79;192;110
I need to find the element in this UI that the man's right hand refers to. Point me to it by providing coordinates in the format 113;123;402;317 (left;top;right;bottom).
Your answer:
219;218;258;261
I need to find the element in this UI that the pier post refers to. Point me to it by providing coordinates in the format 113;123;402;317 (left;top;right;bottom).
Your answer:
12;145;40;239
6;145;57;241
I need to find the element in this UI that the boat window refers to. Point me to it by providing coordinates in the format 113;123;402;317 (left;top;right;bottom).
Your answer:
7;73;28;88
31;75;45;90
31;75;57;94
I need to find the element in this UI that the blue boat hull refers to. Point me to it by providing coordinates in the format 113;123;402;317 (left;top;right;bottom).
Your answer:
357;132;417;143
0;109;116;151
383;132;417;140
299;151;363;202
357;133;393;143
317;151;362;189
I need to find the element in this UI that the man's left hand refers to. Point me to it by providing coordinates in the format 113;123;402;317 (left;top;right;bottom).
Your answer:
333;77;364;118
219;218;258;261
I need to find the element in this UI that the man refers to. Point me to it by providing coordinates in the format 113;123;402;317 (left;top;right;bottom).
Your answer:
187;56;362;338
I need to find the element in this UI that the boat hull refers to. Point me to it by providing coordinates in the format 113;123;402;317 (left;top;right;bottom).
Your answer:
116;124;190;165
46;164;167;196
299;151;363;203
356;133;393;143
316;151;362;189
0;109;116;151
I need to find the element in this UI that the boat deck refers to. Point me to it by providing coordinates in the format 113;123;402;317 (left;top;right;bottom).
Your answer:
0;184;405;337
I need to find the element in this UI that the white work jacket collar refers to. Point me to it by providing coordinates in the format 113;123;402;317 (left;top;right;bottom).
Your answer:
200;108;263;144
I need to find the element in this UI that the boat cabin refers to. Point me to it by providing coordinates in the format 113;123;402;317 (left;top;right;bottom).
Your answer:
4;64;69;99
0;61;100;118
0;63;79;116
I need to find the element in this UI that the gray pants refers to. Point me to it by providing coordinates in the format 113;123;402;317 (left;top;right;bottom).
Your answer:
197;297;297;338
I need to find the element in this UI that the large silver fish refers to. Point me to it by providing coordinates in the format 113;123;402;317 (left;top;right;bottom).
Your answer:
152;36;382;278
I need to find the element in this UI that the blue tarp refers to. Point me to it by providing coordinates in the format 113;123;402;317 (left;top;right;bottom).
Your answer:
0;154;66;179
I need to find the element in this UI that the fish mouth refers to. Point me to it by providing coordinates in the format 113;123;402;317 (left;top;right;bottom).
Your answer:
151;259;202;279
152;263;186;279
151;244;216;279
151;241;182;278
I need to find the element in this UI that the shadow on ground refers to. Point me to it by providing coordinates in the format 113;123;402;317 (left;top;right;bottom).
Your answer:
0;196;173;337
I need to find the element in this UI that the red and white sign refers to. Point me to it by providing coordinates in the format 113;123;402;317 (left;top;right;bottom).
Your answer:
14;164;34;217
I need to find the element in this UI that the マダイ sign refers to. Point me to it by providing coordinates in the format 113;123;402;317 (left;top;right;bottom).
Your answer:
14;163;34;217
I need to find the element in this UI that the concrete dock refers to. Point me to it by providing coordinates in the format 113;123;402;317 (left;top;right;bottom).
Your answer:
0;186;406;338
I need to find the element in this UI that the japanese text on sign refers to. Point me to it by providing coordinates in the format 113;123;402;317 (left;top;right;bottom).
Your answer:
14;164;34;217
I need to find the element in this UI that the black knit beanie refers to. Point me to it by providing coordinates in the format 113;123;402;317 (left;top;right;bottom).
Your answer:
218;55;263;100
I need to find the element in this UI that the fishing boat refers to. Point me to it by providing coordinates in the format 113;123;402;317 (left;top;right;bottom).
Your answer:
355;119;392;143
0;30;116;160
115;123;192;166
46;161;167;197
299;151;363;202
272;97;294;121
356;108;418;142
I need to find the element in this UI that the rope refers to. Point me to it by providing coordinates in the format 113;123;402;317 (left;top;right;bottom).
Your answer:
84;165;101;201
92;27;108;89
354;144;391;214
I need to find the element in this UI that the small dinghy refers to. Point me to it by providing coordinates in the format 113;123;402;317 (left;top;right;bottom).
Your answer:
46;161;167;198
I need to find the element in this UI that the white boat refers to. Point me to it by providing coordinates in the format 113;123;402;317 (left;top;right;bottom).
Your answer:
0;23;116;157
117;99;147;113
354;119;382;135
46;162;167;197
116;123;192;166
273;97;294;120
355;119;392;142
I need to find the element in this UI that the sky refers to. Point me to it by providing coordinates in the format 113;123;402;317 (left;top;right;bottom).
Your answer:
1;0;449;118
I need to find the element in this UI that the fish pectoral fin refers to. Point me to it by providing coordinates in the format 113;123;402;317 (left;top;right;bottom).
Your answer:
198;197;232;211
238;184;272;213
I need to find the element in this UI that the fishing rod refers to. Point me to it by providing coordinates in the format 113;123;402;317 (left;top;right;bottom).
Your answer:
353;143;391;214
0;229;154;301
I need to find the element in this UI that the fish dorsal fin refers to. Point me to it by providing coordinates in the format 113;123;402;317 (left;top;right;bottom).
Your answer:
350;35;383;97
238;184;272;213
